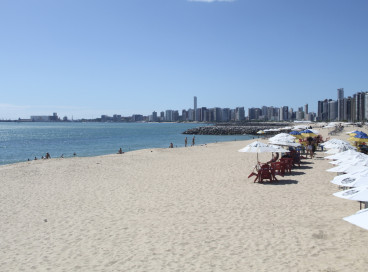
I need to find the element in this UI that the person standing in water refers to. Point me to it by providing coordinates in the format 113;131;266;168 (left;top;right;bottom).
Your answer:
192;136;195;146
184;137;188;147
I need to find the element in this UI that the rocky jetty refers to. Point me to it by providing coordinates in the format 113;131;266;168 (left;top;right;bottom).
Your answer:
183;125;291;136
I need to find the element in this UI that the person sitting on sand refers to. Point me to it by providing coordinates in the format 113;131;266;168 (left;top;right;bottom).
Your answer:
169;143;173;148
45;152;51;159
117;148;124;154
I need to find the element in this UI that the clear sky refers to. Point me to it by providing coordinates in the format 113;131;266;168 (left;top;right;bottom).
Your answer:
1;0;367;119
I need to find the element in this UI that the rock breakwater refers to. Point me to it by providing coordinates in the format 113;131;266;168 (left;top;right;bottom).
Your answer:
183;125;291;135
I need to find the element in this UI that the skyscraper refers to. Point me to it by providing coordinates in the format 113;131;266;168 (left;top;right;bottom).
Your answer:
337;88;344;100
337;88;345;121
194;96;197;121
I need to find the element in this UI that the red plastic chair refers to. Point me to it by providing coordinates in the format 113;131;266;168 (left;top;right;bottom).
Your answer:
258;164;275;182
271;162;285;177
280;158;292;173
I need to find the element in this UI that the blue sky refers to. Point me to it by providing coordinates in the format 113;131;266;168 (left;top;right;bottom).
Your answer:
1;0;367;119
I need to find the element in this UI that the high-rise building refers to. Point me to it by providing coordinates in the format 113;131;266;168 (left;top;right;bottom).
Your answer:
328;100;338;121
365;94;368;122
337;88;345;121
188;109;195;121
194;96;197;121
235;107;245;121
337;88;344;100
181;110;187;121
165;110;173;122
304;104;308;121
279;106;289;121
355;92;365;121
221;108;230;122
201;107;208;122
152;111;157;122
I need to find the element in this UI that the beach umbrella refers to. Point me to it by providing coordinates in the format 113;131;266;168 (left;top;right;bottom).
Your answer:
329;152;368;165
326;157;368;172
269;133;301;147
325;149;359;160
330;170;368;187
333;186;368;202
321;139;355;153
349;133;368;143
343;208;368;230
289;131;303;139
348;130;365;136
268;133;296;142
269;141;301;147
327;163;368;174
238;141;288;162
300;129;317;138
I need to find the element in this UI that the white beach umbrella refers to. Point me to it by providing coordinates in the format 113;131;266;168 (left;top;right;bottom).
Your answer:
268;133;300;147
329;153;368;165
325;149;359;160
331;170;368;187
343;208;368;230
238;141;288;162
321;139;354;150
238;141;287;153
333;186;368;202
327;163;368;174
269;141;301;147
268;133;296;142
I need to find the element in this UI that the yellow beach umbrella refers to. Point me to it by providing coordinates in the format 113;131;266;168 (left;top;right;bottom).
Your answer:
300;129;317;138
289;131;303;139
349;133;368;143
301;133;317;138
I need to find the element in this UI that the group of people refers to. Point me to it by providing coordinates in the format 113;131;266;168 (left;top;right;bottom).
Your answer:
172;136;196;148
303;135;324;159
29;152;77;161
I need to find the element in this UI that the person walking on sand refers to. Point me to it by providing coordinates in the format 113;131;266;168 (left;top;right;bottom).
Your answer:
184;137;188;147
192;136;195;146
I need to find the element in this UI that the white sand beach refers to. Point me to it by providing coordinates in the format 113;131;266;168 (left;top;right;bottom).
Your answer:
1;126;368;271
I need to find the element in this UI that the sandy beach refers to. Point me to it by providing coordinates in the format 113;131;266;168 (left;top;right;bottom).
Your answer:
1;126;368;271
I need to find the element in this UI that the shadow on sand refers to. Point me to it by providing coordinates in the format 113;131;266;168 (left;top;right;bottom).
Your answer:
296;165;313;170
301;161;313;165
287;171;306;176
260;179;299;185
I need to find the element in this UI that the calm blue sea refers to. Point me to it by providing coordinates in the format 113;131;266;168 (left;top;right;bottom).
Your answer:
0;122;253;165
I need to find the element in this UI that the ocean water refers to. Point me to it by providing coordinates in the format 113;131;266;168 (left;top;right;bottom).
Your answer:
0;122;253;165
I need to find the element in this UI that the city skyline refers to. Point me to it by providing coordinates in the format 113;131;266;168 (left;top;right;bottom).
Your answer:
1;0;368;119
2;87;366;123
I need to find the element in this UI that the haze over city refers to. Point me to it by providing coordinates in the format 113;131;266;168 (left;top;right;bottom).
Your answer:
1;0;367;119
